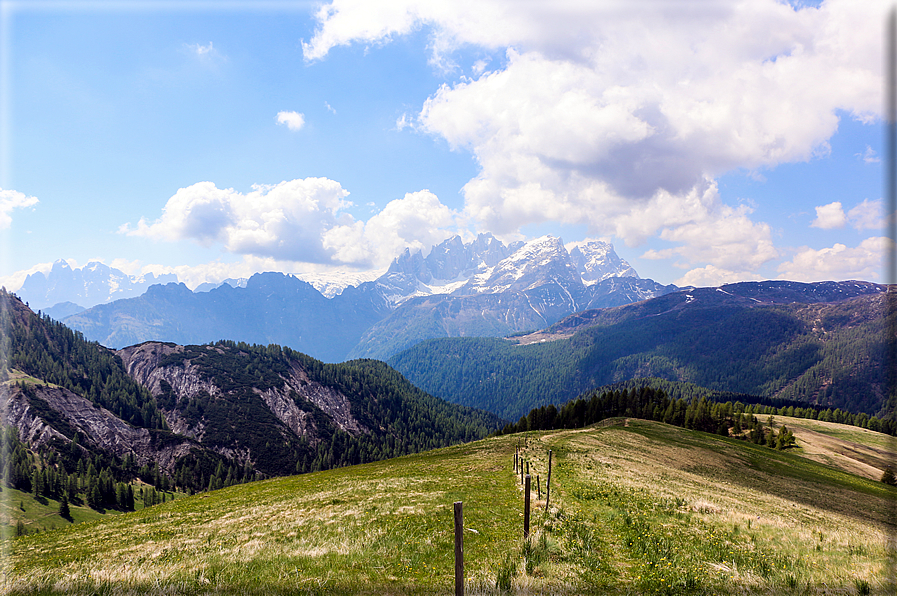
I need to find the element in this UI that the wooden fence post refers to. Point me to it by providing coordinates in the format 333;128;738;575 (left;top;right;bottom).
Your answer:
454;501;464;596
537;475;541;500
524;475;531;538
546;450;553;508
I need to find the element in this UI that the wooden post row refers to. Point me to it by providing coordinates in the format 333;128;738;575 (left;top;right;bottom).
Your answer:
454;501;464;596
524;474;531;538
546;450;553;508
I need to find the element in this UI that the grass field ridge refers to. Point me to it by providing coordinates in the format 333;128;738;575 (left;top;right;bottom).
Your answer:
4;416;895;595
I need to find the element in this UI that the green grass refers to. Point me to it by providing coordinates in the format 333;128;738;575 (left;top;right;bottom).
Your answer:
0;483;184;538
0;488;108;538
2;369;60;388
3;420;893;594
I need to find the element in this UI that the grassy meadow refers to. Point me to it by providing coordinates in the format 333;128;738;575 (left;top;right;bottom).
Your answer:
3;417;895;595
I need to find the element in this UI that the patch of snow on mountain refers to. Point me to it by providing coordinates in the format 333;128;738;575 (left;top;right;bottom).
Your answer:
463;236;572;294
295;269;384;298
567;239;639;285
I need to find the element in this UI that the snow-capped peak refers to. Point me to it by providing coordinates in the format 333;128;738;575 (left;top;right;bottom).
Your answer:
567;239;638;284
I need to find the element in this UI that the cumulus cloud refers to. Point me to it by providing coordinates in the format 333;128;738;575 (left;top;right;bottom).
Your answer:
0;260;54;292
303;0;885;276
675;265;763;288
121;179;459;269
0;188;39;229
323;189;457;264
811;201;847;229
847;198;884;231
776;237;889;282
631;181;778;277
276;111;306;131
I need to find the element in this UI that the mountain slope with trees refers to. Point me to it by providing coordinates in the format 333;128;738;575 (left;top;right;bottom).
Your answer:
388;281;888;420
0;289;502;511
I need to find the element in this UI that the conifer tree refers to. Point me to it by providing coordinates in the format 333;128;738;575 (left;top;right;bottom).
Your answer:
59;494;70;519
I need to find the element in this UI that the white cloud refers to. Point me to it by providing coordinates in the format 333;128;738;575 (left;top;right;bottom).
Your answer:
190;42;215;56
776;237;889;282
276;111;306;131
629;180;778;274
107;258;144;277
858;145;880;163
305;0;885;276
186;42;224;64
323;189;457;264
810;201;847;229
0;261;54;292
122;180;460;269
395;113;412;131
0;188;39;229
847;198;884;231
674;265;763;288
325;101;337;114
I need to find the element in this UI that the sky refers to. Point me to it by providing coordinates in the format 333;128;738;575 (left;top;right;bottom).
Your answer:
0;0;890;290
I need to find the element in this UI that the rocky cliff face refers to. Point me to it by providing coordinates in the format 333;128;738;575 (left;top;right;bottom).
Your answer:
117;342;367;441
5;383;195;474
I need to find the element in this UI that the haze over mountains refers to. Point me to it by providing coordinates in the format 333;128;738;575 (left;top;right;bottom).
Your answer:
16;260;178;313
26;234;675;362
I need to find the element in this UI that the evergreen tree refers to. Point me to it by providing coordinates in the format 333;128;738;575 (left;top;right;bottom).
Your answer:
58;494;70;519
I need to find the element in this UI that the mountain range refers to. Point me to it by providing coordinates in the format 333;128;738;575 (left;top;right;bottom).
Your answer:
16;260;179;313
45;235;673;361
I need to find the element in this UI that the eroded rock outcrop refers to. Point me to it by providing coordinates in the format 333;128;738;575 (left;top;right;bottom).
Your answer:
4;383;194;474
116;342;368;464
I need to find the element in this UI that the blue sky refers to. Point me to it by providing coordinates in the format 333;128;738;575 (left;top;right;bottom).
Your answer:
0;0;889;289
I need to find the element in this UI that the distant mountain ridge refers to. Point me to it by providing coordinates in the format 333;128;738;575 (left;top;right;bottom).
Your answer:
57;235;670;361
17;260;178;311
64;273;392;363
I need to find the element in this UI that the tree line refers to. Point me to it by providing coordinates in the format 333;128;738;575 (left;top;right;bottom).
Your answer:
497;385;895;441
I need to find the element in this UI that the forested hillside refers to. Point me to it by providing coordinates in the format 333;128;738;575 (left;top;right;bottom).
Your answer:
389;286;888;420
122;340;501;477
0;290;502;517
3;291;166;430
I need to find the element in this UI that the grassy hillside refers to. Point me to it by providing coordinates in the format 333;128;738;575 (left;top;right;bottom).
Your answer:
5;417;894;595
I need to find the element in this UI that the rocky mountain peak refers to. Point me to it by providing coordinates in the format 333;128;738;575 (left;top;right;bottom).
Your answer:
460;235;579;295
568;239;639;284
